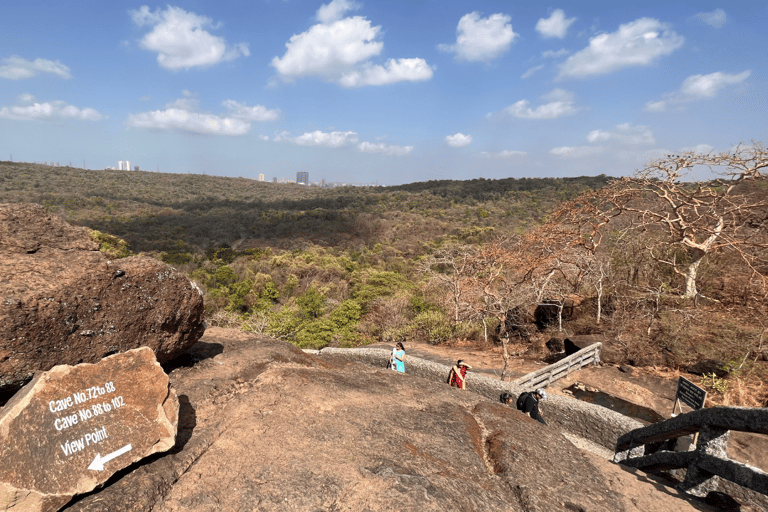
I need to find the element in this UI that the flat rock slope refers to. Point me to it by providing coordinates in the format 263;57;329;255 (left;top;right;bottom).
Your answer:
64;328;724;512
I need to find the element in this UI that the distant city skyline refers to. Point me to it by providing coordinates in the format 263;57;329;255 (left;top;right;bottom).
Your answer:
1;1;766;185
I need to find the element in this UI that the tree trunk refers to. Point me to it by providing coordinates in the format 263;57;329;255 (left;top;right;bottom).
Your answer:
683;248;706;298
498;314;510;381
500;338;510;381
596;281;603;324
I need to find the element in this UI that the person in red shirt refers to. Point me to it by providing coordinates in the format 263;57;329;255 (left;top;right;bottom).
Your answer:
447;360;471;389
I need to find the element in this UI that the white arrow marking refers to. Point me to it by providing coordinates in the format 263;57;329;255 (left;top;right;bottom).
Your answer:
88;444;132;471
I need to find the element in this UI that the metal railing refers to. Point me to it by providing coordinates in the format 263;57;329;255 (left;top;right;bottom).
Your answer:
614;406;768;498
512;342;601;390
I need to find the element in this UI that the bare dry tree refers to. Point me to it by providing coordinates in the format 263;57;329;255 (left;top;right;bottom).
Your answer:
418;244;477;325
548;142;768;299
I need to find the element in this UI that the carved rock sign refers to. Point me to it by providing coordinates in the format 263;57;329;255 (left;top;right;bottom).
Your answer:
0;347;179;512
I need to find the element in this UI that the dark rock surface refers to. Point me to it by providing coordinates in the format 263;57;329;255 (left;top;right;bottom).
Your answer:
0;204;205;397
61;329;723;512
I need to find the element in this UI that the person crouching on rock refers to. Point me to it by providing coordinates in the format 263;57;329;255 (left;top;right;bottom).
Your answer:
447;360;471;389
391;341;405;373
516;388;548;425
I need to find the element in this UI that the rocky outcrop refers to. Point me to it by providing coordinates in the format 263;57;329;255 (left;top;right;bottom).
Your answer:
0;203;205;398
59;329;727;512
0;348;178;512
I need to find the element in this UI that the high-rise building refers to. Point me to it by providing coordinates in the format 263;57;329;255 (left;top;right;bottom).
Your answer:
259;173;265;182
118;160;131;171
296;171;309;185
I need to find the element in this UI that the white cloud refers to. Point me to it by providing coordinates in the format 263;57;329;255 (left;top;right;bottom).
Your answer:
480;150;526;158
338;58;433;87
521;64;544;79
221;100;280;121
679;71;750;98
316;0;360;24
536;9;576;39
502;88;581;119
127;110;249;135
557;18;684;80
0;94;101;121
291;130;359;148
681;144;715;154
439;12;517;62
643;100;666;113
644;70;751;111
550;145;605;157
130;5;249;70
587;123;655;145
542;48;569;58
0;56;71;80
445;133;472;147
126;92;250;135
358;141;413;155
586;130;611;143
692;9;726;29
271;13;432;87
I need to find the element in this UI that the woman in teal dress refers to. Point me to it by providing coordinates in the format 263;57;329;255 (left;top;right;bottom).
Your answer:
391;341;405;373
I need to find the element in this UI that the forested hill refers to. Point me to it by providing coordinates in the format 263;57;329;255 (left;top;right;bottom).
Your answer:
0;161;612;253
388;175;613;201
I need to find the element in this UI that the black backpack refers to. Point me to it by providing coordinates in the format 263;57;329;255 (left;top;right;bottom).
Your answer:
516;392;530;411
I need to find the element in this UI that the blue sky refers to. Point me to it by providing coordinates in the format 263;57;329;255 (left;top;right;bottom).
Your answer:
1;1;765;185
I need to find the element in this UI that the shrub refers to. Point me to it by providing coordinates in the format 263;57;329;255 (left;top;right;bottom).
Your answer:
213;265;238;287
412;310;452;344
89;230;131;259
297;286;326;319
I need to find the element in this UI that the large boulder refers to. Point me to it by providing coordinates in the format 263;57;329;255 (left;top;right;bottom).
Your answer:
0;204;205;398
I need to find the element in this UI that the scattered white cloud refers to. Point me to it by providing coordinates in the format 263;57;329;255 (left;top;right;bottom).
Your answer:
679;71;751;98
692;9;726;29
542;48;569;58
0;94;101;121
536;9;576;39
644;70;751;111
338;58;433;87
127;110;249;135
557;18;684;80
130;5;249;70
287;130;359;148
126;92;250;135
272;5;432;87
681;144;715;154
550;145;605;157
316;0;360;24
521;64;544;79
643;100;667;113
358;141;413;155
222;100;280;121
480;150;526;158
501;88;582;119
586;123;655;145
446;133;472;147
439;12;517;62
0;56;71;80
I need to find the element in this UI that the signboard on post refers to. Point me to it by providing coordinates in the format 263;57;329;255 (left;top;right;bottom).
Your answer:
676;376;707;411
0;347;179;512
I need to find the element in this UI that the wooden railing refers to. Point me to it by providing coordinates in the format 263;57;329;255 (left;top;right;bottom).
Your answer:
512;342;601;390
614;406;768;498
